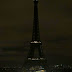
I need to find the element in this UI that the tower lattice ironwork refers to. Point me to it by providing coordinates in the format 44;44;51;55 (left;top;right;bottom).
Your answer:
22;0;47;71
27;0;44;59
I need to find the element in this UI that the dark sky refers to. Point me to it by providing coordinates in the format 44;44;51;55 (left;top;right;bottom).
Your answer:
0;0;72;64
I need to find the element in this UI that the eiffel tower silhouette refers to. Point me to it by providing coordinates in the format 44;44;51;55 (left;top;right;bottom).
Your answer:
27;0;44;59
22;0;47;71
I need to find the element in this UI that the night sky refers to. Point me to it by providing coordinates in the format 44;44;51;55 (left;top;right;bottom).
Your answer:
0;0;72;64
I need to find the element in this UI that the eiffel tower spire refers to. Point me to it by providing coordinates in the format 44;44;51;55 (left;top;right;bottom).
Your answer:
32;0;40;41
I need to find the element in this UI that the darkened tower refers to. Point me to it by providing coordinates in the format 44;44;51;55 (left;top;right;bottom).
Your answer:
22;0;47;71
27;0;44;59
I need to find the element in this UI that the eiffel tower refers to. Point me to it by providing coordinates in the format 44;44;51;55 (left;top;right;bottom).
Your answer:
28;0;44;60
22;0;47;71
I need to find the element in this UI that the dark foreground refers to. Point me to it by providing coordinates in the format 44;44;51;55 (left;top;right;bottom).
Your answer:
0;64;72;72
